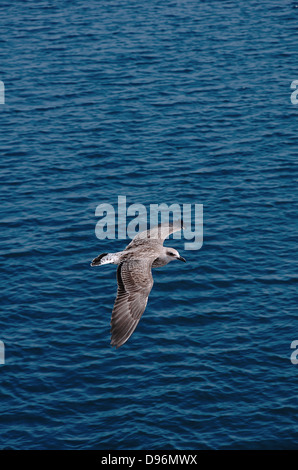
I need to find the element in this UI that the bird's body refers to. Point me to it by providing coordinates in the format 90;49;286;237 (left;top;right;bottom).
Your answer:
91;221;186;348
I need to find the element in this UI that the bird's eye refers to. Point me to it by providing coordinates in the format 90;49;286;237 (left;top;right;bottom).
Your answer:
167;252;175;256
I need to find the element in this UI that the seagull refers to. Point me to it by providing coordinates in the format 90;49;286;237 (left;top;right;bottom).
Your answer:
91;220;186;348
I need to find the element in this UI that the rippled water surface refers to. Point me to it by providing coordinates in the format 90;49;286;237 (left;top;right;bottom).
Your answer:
0;0;298;450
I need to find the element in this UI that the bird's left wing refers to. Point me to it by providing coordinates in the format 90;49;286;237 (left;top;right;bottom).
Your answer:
110;259;154;348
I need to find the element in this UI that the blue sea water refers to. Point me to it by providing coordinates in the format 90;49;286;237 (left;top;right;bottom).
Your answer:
0;0;298;450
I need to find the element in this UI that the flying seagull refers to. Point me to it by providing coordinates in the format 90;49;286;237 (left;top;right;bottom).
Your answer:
91;220;186;348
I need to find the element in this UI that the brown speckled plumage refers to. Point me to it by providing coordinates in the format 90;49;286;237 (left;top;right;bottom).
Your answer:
91;221;186;348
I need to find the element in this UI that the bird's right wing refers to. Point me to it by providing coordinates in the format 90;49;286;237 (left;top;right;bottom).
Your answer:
110;259;154;348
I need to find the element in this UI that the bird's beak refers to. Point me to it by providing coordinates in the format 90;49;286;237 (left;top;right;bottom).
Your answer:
178;256;186;262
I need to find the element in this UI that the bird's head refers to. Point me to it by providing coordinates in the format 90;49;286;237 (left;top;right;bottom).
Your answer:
165;247;186;263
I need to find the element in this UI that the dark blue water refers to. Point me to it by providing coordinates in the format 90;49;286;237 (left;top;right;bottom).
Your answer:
1;0;298;450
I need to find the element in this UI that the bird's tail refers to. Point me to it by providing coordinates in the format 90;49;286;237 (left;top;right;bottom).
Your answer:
90;252;119;266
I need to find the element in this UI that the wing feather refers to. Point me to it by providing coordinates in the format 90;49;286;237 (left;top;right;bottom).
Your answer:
126;220;183;248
